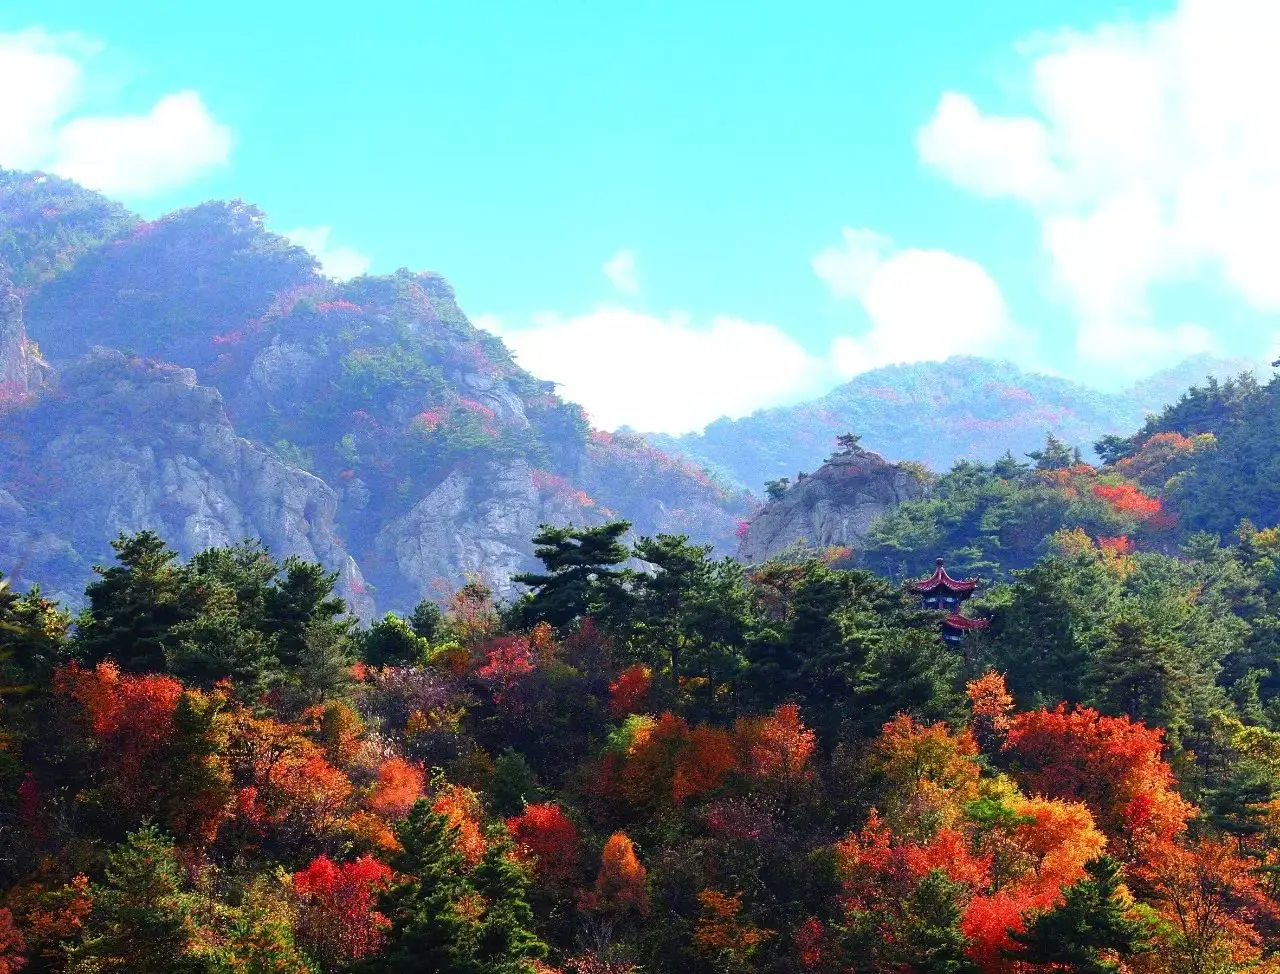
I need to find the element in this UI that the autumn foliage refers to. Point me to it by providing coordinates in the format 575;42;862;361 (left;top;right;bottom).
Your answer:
1004;704;1192;857
293;855;393;964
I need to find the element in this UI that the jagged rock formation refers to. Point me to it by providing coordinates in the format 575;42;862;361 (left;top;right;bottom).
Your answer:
736;446;925;563
0;350;372;616
0;274;51;404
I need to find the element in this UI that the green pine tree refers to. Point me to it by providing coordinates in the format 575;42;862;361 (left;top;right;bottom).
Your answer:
75;531;194;672
376;802;547;973
69;823;204;973
1004;856;1152;972
897;870;979;974
512;521;632;629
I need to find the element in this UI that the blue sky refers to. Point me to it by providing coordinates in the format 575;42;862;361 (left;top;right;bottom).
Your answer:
3;0;1278;432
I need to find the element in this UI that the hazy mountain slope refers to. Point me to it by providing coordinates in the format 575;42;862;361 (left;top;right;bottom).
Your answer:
1;173;750;613
651;355;1257;491
0;169;136;289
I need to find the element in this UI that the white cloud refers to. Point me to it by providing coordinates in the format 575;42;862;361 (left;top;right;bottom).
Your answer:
284;226;371;281
917;0;1280;370
602;249;639;295
814;227;1025;377
0;27;230;198
493;307;826;434
53;92;231;197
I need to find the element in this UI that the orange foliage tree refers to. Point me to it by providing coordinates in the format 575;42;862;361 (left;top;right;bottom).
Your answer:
1004;705;1191;859
582;832;648;918
966;671;1013;753
864;714;982;836
1139;837;1280;973
432;784;487;867
694;889;775;971
366;757;425;821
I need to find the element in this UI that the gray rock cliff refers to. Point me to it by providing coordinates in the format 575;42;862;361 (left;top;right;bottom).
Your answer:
0;350;373;618
0;275;51;404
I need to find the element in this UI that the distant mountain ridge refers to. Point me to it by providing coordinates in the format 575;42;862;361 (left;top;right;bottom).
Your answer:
648;354;1260;492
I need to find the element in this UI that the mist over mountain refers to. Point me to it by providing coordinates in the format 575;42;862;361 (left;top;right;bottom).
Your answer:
647;354;1260;492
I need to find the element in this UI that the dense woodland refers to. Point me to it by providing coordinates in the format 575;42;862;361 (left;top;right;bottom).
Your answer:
3;373;1280;972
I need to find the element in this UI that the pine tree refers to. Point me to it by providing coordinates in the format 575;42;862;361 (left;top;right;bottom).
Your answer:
409;598;444;641
512;522;632;629
377;801;547;973
375;801;471;972
896;871;978;974
1005;856;1152;972
852;629;965;734
69;823;204;973
75;531;194;672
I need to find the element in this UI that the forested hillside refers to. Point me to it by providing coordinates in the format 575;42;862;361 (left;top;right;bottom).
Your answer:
4;366;1280;971
651;355;1253;492
0;170;751;612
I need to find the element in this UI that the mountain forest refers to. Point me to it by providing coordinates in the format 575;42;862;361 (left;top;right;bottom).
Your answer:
3;169;1280;972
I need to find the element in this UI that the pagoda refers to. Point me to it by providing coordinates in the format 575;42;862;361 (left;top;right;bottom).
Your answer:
909;558;989;646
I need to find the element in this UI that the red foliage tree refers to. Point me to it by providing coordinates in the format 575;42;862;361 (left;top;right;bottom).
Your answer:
507;803;581;885
1004;705;1192;859
292;854;392;965
735;703;817;788
53;662;182;784
607;665;652;720
0;908;24;974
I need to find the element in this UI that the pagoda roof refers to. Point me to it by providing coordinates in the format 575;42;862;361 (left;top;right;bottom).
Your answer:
909;558;979;594
943;613;990;631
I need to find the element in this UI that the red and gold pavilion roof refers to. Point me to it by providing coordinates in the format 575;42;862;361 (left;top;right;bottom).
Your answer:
908;558;979;595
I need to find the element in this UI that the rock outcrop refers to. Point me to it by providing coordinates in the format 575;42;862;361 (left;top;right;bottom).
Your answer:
0;275;51;405
374;459;599;606
0;350;372;618
736;446;925;563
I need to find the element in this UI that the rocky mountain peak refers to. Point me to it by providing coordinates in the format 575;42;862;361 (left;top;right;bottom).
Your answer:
737;445;926;563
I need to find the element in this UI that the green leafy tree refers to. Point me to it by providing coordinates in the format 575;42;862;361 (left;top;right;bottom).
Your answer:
986;557;1113;707
629;534;716;687
834;432;862;455
362;613;430;668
